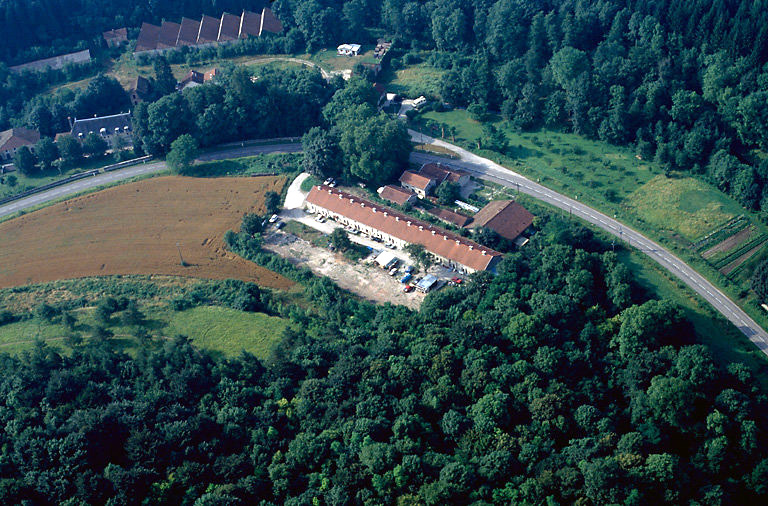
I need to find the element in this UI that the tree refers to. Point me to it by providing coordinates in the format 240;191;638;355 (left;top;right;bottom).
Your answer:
751;259;768;301
35;137;58;172
13;146;36;176
57;134;82;168
153;57;177;97
405;243;433;269
121;301;145;327
436;181;461;205
166;134;198;175
241;213;263;236
301;127;341;177
265;191;281;215
330;228;352;251
82;133;108;158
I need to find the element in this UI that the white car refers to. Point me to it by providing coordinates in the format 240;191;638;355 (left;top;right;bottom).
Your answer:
269;214;279;223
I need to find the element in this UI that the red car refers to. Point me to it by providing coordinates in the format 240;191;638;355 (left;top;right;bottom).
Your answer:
403;284;414;293
451;277;463;284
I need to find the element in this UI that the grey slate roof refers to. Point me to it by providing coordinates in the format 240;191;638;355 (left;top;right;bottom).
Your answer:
71;113;132;138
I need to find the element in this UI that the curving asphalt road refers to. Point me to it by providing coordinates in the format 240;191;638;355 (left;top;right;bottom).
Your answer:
0;143;303;220
3;130;766;355
408;130;768;355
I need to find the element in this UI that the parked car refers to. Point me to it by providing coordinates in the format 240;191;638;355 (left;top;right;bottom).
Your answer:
389;267;399;276
400;273;412;283
329;181;337;188
323;178;332;185
404;265;414;273
403;284;414;293
275;221;285;229
451;277;463;284
315;215;326;223
269;214;279;223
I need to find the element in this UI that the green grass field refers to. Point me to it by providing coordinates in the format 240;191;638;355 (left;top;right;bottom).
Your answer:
624;175;743;241
189;153;303;178
0;276;294;359
382;64;445;98
166;306;288;359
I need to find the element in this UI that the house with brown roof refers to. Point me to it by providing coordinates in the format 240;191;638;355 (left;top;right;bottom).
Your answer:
259;7;283;35
399;170;436;198
103;28;128;47
176;18;201;46
427;207;472;228
378;184;417;206
239;10;261;38
419;162;470;187
306;185;502;273
135;22;161;52
0;128;40;162
128;76;152;105
177;70;205;91
218;12;240;41
197;15;220;44
470;200;535;242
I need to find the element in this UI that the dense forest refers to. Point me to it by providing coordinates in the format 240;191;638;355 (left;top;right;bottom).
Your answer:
2;217;768;503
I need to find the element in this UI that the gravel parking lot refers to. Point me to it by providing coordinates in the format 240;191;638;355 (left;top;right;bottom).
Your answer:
263;230;427;309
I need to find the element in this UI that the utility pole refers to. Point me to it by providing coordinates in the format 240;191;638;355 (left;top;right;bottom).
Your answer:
176;242;185;266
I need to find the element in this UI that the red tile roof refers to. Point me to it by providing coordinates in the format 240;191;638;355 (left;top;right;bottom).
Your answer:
135;22;160;52
177;17;201;46
470;200;535;241
197;15;220;43
157;21;181;48
399;170;434;191
239;10;262;38
379;185;416;206
0;128;40;152
218;12;240;41
307;186;502;272
259;7;283;34
204;68;219;81
427;207;472;228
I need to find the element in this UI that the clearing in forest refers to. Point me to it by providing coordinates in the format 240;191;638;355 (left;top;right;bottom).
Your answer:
0;176;293;289
624;175;740;241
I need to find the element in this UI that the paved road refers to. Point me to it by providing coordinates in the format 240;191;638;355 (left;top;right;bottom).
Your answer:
409;130;768;355
0;143;303;220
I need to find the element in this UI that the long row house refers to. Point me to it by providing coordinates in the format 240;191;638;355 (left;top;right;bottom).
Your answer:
306;185;504;274
135;8;282;55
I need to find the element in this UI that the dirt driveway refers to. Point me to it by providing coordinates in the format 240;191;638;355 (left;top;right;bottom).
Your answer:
263;231;425;309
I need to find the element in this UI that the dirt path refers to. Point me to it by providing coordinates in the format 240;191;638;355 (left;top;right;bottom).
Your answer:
702;227;752;259
243;57;332;79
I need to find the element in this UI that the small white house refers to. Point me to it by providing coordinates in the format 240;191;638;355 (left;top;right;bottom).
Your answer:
337;43;361;56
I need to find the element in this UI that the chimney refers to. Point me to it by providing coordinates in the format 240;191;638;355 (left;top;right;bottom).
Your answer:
469;245;473;250
349;198;354;203
327;188;332;194
455;240;460;245
361;202;365;207
372;208;376;213
396;216;400;221
407;221;411;226
444;235;448;240
482;250;487;256
432;230;436;235
419;226;423;231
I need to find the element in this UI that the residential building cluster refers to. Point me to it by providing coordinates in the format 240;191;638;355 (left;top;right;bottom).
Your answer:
134;8;283;55
306;185;504;273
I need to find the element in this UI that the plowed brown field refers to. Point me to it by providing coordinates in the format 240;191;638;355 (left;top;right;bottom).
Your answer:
0;176;294;289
